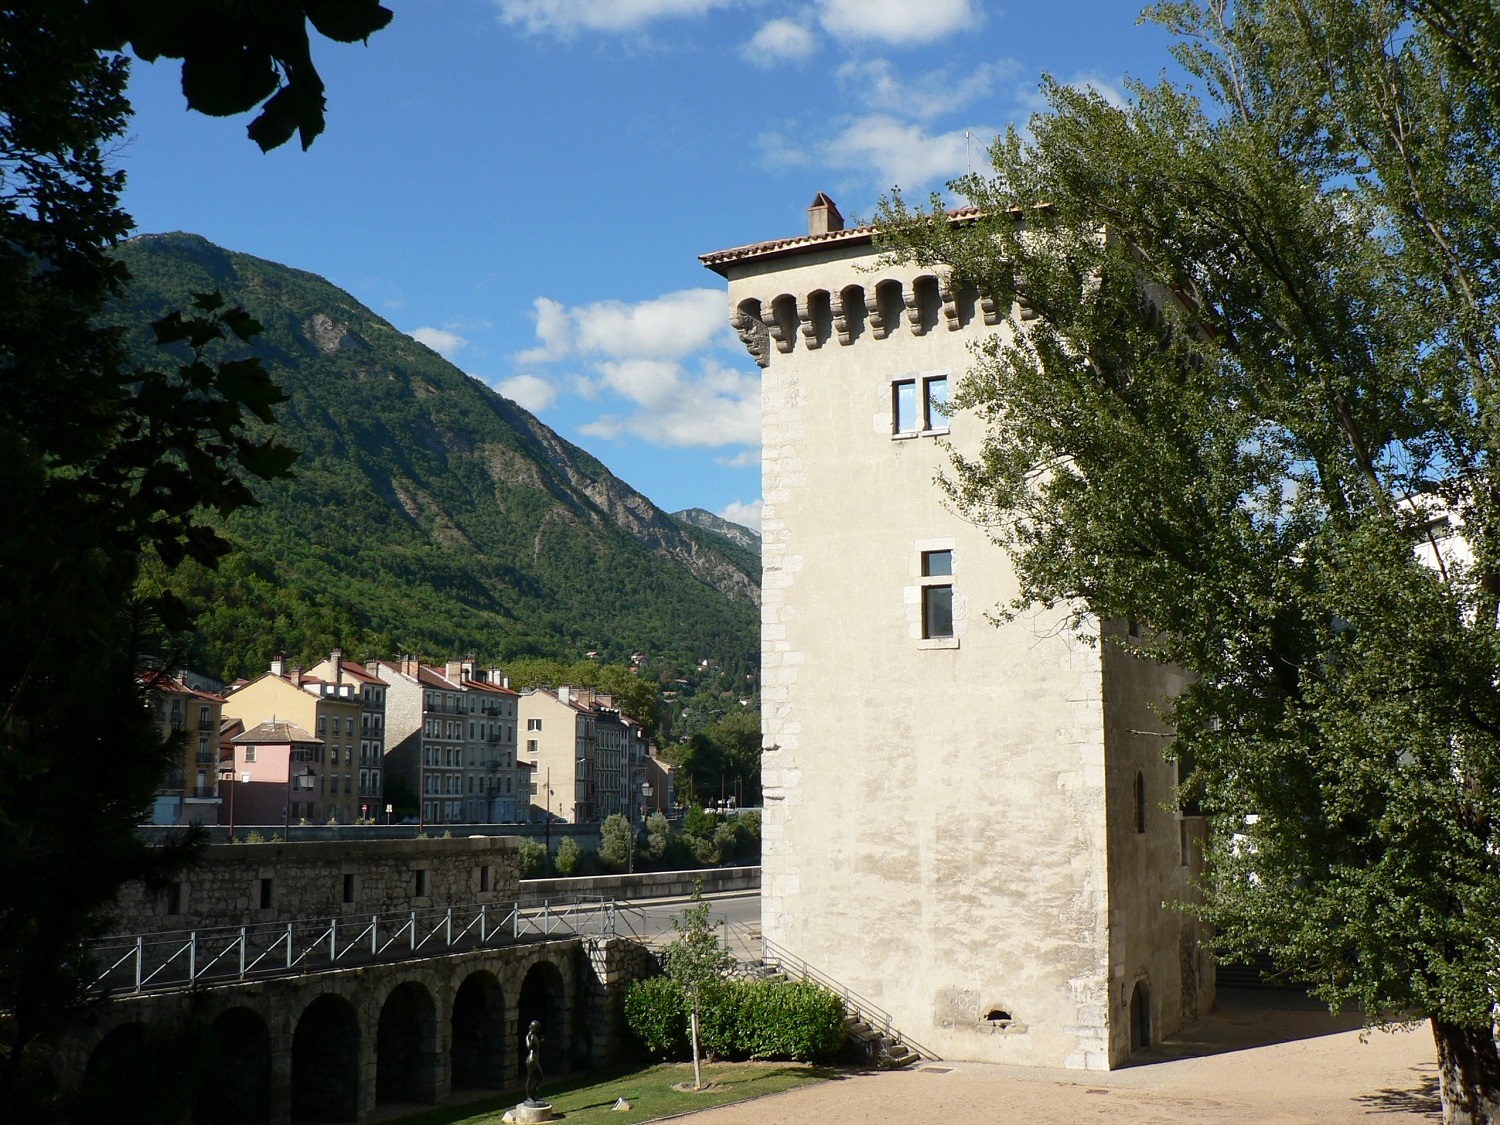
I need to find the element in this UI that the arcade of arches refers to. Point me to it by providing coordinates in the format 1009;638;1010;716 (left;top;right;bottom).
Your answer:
63;937;657;1125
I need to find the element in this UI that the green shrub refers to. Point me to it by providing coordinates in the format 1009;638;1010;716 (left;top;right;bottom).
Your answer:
734;810;761;860
735;980;847;1061
713;820;739;862
554;836;584;876
624;975;686;1057
516;837;551;878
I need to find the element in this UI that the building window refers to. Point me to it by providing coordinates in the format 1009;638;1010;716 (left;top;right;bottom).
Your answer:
893;373;948;435
921;550;954;639
316;715;326;735
244;746;256;763
342;874;356;903
527;718;542;731
414;869;427;898
479;864;491;892
259;878;273;910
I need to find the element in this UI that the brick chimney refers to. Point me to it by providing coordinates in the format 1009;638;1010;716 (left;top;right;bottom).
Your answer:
808;192;844;236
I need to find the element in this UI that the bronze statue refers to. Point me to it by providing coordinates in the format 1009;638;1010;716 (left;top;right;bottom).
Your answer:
524;1019;544;1103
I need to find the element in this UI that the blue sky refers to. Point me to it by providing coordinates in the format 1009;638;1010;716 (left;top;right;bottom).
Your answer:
119;0;1180;531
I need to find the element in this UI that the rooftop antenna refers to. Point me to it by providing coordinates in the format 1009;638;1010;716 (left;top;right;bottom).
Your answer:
966;129;972;178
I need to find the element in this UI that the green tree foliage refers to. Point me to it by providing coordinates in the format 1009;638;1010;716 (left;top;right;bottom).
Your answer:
665;887;735;1090
624;975;687;1058
553;836;585;877
881;1;1500;1118
598;813;633;872
646;812;674;863
0;2;385;1111
506;659;661;737
515;838;552;879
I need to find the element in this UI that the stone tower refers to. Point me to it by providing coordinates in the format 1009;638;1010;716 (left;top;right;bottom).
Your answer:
700;195;1213;1069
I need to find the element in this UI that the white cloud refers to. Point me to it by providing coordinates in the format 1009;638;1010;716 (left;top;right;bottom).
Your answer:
494;374;559;413
515;297;572;365
820;0;980;45
494;0;730;35
744;18;817;66
410;326;468;357
836;58;1018;119
580;358;759;448
715;448;760;469
718;499;763;532
823;115;986;190
573;289;726;359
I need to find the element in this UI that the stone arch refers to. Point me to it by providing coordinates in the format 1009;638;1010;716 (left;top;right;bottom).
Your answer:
79;1022;158;1122
835;284;866;344
376;980;439;1106
732;298;769;368
194;1007;272;1125
800;289;833;349
767;293;799;354
909;275;943;335
871;279;905;339
1130;979;1151;1051
451;970;507;1090
291;993;360;1123
516;960;568;1079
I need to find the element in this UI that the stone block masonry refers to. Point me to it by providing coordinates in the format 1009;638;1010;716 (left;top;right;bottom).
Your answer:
110;836;521;937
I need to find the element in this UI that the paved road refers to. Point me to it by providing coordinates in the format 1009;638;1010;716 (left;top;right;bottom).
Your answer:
612;890;761;961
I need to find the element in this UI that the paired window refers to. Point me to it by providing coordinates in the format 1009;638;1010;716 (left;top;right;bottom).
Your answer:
893;373;948;436
527;718;542;731
920;550;954;639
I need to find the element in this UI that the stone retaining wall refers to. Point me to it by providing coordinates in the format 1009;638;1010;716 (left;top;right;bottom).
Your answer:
110;837;520;936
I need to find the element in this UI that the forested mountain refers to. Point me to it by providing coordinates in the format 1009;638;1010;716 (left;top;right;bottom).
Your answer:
670;509;761;579
115;233;759;682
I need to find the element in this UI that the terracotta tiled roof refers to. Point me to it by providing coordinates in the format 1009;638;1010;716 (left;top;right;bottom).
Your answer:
698;206;983;275
232;719;322;745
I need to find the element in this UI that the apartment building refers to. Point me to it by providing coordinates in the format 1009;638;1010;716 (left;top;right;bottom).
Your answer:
142;670;225;826
307;650;388;817
220;659;361;824
372;657;523;825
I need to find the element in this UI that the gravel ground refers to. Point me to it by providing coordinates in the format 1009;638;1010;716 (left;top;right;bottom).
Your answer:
668;989;1441;1124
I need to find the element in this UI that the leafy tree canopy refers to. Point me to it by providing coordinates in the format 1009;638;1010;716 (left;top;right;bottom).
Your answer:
0;1;385;1112
881;1;1500;1119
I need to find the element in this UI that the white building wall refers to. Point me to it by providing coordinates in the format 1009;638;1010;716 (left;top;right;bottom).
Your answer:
721;239;1120;1067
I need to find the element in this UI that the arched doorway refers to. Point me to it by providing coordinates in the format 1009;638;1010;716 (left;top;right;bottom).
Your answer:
1130;980;1151;1052
376;981;438;1105
516;961;567;1079
79;1023;160;1125
291;994;359;1122
194;1008;272;1125
451;971;506;1090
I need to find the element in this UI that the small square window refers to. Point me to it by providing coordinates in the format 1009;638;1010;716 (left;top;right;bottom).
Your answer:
893;379;919;433
922;549;952;577
923;375;948;429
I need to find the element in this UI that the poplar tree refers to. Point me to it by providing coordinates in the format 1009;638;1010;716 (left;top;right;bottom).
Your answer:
882;2;1500;1121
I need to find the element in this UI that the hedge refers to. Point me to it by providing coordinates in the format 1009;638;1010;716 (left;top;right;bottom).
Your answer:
624;976;847;1062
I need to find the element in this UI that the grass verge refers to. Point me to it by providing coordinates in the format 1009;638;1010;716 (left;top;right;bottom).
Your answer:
386;1061;839;1125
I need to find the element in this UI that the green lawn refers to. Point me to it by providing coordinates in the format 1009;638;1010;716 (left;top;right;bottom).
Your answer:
387;1062;839;1125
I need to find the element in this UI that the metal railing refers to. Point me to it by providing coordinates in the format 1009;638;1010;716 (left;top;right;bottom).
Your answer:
761;936;940;1061
89;896;624;998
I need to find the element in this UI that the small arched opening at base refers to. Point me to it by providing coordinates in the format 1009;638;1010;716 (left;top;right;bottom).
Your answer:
1130;980;1151;1052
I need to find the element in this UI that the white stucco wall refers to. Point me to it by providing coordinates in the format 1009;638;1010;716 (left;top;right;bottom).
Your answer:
723;239;1120;1067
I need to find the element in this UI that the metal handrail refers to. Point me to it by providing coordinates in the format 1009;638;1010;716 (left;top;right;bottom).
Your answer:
760;936;941;1061
89;896;623;997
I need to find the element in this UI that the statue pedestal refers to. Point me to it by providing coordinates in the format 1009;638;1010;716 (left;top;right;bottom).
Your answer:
503;1101;555;1123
